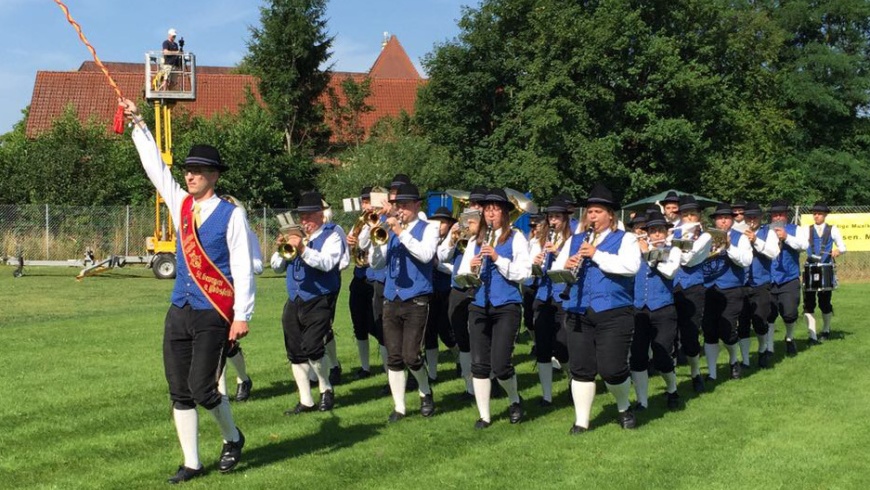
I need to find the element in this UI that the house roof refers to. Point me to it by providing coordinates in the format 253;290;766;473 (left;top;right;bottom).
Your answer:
25;36;425;141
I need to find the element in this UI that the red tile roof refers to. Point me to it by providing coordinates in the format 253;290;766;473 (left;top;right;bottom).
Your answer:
26;36;425;142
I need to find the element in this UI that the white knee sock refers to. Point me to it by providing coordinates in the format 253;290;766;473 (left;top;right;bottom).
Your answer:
571;380;596;428
688;355;701;378
661;371;678;394
756;332;768;354
473;377;492;422
217;366;228;397
767;324;776;352
325;338;339;370
228;349;249;383
739;338;751;366
291;363;314;407
426;348;439;381
173;408;201;470
207;398;240;443
357;339;370;371
379;345;389;374
805;313;818;339
725;343;738;365
538;362;553;402
605;378;632;412
822;313;833;333
704;343;720;379
409;367;432;396
630;370;649;408
785;322;796;341
459;351;473;394
387;369;407;414
498;375;520;405
309;357;332;392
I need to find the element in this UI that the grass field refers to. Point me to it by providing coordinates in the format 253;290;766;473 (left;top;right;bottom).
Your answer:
2;266;869;489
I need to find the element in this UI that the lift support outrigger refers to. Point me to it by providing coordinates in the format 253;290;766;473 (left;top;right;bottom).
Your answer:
77;49;197;280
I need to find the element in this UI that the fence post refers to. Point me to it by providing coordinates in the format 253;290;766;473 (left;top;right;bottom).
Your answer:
794;205;800;225
45;204;49;260
262;207;267;250
125;205;130;256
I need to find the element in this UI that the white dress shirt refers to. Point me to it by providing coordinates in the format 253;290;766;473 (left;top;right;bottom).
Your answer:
552;228;641;277
652;246;682;280
455;229;532;283
131;125;255;321
809;223;846;257
725;230;753;268
751;227;780;260
368;217;440;270
270;223;344;273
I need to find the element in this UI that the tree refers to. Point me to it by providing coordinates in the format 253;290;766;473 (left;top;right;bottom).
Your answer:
242;0;333;155
326;76;374;148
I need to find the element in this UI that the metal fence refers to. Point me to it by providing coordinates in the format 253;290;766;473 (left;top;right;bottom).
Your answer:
2;204;870;280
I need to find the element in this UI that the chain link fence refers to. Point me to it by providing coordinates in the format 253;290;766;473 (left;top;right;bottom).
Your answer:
2;204;869;280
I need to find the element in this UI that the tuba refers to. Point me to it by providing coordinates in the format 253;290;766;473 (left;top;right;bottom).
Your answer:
445;189;470;219
504;188;539;226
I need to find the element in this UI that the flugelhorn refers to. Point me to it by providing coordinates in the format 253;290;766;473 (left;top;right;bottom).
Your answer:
279;231;309;261
350;210;381;266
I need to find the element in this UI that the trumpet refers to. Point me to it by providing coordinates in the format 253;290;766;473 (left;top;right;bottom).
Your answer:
278;233;309;261
350;211;381;266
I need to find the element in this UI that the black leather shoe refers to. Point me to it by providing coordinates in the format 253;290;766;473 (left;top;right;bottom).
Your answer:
218;428;244;473
388;410;405;423
167;465;204;484
420;392;436;417
354;368;372;380
235;379;252;402
758;351;770;369
617;409;637;429
319;390;335;412
538;398;553;408
329;365;342;385
508;398;524;424
730;362;741;380
285;402;317;415
459;391;475;402
633;402;647;412
569;425;587;435
808;337;822;346
785;339;797;356
474;418;491;430
691;375;705;393
820;331;831;341
379;384;392;397
666;391;681;410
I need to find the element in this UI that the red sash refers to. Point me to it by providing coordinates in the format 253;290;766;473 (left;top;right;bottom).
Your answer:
180;195;235;323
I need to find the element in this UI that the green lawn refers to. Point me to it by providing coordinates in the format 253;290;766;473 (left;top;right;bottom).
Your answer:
2;266;869;489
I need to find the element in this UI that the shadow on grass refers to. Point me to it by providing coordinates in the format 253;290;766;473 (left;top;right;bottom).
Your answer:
243;415;382;469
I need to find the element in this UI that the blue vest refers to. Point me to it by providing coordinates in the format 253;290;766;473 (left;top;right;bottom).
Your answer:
771;223;801;285
384;221;433;301
534;249;566;303
673;228;704;289
353;264;367;280
472;231;523;307
172;199;235;310
702;229;745;289
634;258;674;311
563;230;635;314
285;223;341;301
450;247;465;290
747;226;772;287
809;224;834;264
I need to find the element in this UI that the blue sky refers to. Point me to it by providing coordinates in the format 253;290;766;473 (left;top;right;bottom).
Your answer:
0;0;471;134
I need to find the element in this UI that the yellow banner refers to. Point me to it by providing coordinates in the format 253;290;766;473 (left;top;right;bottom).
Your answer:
799;213;870;252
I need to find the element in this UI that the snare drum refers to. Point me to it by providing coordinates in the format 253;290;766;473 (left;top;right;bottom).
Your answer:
803;263;835;292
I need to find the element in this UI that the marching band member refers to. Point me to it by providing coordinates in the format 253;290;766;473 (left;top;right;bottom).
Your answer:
737;202;779;369
552;183;641;433
672;195;712;392
456;188;531;428
438;187;487;400
122;99;251;482
731;199;748;232
522;213;545;355
366;183;439;422
529;197;572;407
347;187;379;379
661;191;681;225
766;200;809;356
631;211;682;410
803;201;846;341
425;207;460;381
701;203;753;381
272;192;342;415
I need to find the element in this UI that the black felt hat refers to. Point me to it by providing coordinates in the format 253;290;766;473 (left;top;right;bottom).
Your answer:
429;206;455;222
642;211;672;229
768;199;791;214
183;144;228;171
743;201;762;218
482;187;510;204
732;199;747;210
545;196;570;214
661;191;680;204
585;183;620;210
296;191;326;212
810;201;831;213
627;212;648;229
679;195;700;212
469;186;488;203
710;202;733;218
553;192;578;208
360;186;373;200
390;174;412;189
390;183;422;203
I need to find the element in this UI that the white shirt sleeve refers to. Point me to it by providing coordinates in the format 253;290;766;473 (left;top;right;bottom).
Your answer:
727;233;753;268
654;246;682;279
456;238;477;275
226;207;255;321
270;251;288;273
551;236;576;271
300;230;343;272
132;126;186;226
831;225;847;254
397;221;439;263
247;227;264;275
493;231;531;282
437;235;457;263
681;233;712;267
753;229;780;260
591;232;641;276
784;226;809;251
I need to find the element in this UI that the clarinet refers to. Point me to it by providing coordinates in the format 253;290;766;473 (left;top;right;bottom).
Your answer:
560;225;596;300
